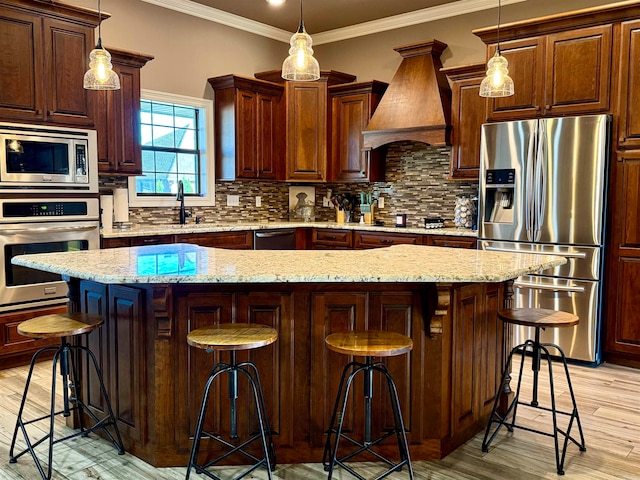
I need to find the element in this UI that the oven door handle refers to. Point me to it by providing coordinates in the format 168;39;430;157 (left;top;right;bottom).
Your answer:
0;225;98;235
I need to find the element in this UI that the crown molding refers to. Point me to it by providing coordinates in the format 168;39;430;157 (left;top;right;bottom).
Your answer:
313;0;527;45
140;0;527;45
139;0;292;42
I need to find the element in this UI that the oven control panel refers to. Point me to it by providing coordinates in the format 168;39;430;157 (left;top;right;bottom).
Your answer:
0;198;99;223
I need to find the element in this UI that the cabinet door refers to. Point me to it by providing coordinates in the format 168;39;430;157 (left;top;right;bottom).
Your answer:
330;93;372;182
486;37;544;121
43;18;94;126
177;231;253;249
618;20;640;149
0;7;44;122
236;89;258;178
256;92;280;179
446;64;486;180
286;81;327;182
113;63;143;174
309;292;367;446
311;228;353;249
544;25;612;116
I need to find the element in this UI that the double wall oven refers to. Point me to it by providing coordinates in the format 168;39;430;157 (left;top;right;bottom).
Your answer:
0;122;99;312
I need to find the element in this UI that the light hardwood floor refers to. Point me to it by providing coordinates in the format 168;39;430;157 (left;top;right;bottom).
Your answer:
0;357;639;479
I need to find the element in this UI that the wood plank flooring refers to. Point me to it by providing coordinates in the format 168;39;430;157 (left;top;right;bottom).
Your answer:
0;358;639;479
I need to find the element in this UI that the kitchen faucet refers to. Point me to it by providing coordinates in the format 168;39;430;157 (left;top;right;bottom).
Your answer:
176;180;190;225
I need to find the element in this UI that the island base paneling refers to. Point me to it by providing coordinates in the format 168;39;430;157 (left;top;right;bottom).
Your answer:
67;279;508;467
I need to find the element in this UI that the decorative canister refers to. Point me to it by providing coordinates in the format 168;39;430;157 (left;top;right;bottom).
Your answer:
454;196;475;229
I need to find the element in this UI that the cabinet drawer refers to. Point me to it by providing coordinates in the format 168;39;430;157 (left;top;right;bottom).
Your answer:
178;231;253;249
312;229;353;249
130;235;175;247
101;237;132;249
354;231;422;249
429;235;477;249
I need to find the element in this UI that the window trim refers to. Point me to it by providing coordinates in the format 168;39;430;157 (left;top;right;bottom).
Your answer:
128;89;215;208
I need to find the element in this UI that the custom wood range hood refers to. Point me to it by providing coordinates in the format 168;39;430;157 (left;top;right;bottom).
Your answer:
363;40;452;150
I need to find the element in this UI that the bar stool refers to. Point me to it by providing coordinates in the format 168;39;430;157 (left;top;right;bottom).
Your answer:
9;313;125;480
186;323;277;480
322;330;414;480
481;308;586;475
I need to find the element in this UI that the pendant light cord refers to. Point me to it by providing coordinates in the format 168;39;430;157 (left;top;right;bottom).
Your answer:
297;0;304;33
96;0;103;49
496;0;502;55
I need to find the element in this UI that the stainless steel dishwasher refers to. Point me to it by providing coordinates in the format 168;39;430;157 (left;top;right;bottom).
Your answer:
253;229;297;250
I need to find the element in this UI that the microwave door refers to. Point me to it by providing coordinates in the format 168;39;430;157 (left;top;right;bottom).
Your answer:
1;134;74;184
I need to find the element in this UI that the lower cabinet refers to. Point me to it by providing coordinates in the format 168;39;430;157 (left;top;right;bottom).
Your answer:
354;231;423;249
427;235;477;249
177;231;253;249
0;304;66;368
78;280;146;444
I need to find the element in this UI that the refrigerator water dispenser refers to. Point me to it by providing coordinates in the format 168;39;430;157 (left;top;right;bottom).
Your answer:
483;169;515;224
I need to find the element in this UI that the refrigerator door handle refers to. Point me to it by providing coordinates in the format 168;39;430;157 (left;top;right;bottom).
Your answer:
534;120;547;242
525;127;537;242
514;280;585;293
484;245;587;258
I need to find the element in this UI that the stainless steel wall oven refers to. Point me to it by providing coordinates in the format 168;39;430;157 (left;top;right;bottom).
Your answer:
0;197;99;312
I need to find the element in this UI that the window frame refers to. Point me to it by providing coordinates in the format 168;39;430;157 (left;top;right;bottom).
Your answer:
128;89;215;208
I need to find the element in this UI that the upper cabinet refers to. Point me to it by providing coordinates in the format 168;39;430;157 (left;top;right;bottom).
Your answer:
442;63;486;180
94;49;153;176
618;19;640;150
208;75;284;181
0;1;99;127
255;70;356;183
476;24;613;121
328;81;388;183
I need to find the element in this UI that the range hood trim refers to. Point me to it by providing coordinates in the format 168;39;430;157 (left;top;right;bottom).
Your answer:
363;39;452;150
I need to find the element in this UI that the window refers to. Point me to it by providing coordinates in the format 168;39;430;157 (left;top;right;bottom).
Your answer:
128;90;214;207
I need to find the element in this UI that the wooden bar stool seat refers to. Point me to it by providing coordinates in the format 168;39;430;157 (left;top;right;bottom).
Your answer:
482;308;586;475
322;331;414;480
186;323;278;480
9;313;124;480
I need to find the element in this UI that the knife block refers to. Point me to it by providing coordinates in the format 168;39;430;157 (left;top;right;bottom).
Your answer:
362;204;375;225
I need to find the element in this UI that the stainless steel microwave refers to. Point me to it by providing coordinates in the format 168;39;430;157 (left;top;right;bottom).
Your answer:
0;122;98;193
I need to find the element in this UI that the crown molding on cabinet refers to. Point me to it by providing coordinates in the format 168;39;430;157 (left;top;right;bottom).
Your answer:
140;0;527;45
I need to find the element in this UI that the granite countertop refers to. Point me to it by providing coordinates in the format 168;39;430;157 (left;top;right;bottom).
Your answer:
13;243;564;285
101;221;478;239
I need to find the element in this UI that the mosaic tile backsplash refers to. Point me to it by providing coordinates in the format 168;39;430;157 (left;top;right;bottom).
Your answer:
99;142;479;229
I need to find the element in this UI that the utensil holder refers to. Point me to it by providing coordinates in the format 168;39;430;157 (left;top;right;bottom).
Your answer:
336;209;345;224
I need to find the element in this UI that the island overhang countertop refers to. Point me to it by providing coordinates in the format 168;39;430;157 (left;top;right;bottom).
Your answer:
12;242;565;284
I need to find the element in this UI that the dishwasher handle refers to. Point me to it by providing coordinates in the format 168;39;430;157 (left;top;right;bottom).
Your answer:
255;230;296;238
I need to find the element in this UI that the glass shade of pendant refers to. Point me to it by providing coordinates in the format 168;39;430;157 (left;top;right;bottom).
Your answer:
479;51;514;97
83;42;120;90
282;23;319;81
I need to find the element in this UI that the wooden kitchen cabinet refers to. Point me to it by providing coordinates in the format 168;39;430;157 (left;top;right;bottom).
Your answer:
208;75;284;181
354;231;423;249
94;48;153;176
442;63;487;180
604;152;640;366
427;235;477;249
479;25;613;120
177;230;253;249
0;1;98;126
78;280;146;442
0;303;66;369
617;19;640;150
310;228;353;249
328;81;388;182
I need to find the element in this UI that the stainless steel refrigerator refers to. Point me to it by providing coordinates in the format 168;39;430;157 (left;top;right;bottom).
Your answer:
478;114;610;364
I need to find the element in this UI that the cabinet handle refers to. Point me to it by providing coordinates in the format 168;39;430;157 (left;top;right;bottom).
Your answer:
329;235;336;240
381;239;392;244
142;239;157;244
545;105;551;110
48;110;54;116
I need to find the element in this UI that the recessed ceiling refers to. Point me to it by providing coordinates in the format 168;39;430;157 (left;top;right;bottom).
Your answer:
187;0;463;32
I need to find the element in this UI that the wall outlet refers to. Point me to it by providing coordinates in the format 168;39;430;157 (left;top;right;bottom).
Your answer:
227;195;240;207
378;196;385;209
255;196;262;207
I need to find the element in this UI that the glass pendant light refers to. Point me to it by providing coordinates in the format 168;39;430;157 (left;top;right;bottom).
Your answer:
282;0;320;81
83;0;120;90
479;0;514;97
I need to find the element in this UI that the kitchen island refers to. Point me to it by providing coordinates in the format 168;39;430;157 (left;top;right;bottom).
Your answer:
12;244;564;467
